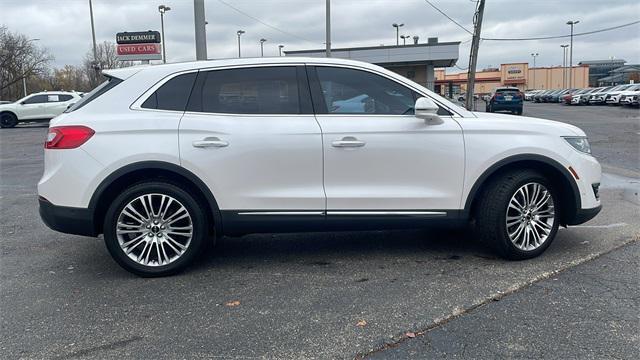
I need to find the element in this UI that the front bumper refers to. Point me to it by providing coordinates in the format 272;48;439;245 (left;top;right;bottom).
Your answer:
39;197;97;237
566;205;602;225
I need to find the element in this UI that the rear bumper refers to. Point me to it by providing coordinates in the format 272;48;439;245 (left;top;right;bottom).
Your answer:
566;205;602;225
491;103;522;111
39;197;97;237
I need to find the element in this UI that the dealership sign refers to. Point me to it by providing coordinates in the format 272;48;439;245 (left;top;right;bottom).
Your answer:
116;31;162;61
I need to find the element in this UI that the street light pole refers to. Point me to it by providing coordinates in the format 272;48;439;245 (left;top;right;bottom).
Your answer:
236;30;245;57
194;0;208;61
88;0;99;78
260;38;267;57
325;0;331;57
278;44;284;56
531;53;538;89
22;38;40;97
158;5;171;64
392;23;404;45
400;35;409;45
567;20;579;88
561;44;569;88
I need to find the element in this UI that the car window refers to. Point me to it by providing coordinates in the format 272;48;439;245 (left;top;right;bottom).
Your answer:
187;66;301;114
142;72;197;111
22;95;48;104
314;66;422;115
58;95;74;102
66;77;123;113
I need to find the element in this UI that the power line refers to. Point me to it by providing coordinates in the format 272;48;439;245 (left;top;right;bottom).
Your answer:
217;0;315;43
423;0;474;35
482;20;640;41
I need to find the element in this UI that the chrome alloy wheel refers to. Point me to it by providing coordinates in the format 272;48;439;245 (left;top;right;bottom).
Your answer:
505;182;555;251
116;194;193;267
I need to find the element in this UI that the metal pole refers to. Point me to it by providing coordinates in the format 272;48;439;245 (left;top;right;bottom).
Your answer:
531;53;538;89
325;0;331;57
89;0;99;78
22;76;27;97
160;12;166;63
237;30;244;58
465;0;485;110
194;0;208;60
567;20;578;88
260;42;264;57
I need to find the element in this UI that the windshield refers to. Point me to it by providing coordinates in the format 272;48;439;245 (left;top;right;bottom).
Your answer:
65;77;122;113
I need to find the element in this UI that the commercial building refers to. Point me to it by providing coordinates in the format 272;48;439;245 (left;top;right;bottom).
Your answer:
596;64;640;86
284;38;459;91
578;59;626;86
435;63;589;95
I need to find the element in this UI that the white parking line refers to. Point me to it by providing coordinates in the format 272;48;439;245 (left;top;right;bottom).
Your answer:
571;222;627;229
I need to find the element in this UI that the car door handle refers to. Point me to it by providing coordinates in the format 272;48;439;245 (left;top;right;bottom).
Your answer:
192;137;229;148
332;137;365;148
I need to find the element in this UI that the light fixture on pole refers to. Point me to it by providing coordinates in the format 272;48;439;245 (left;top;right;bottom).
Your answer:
158;4;171;64
392;23;404;45
278;44;284;56
236;30;245;58
400;35;410;45
566;20;579;88
22;38;40;97
259;38;267;57
560;44;569;88
530;53;539;89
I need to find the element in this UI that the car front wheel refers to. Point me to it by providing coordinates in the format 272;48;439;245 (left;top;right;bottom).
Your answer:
475;170;559;260
103;181;206;277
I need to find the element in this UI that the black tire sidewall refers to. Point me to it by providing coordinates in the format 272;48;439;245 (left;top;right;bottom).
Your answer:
0;113;18;128
497;174;560;259
103;182;206;277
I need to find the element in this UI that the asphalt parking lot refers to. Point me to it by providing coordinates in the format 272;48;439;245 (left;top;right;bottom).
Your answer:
1;103;639;359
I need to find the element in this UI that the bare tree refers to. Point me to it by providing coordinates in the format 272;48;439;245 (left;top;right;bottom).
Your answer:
84;41;133;88
0;25;53;100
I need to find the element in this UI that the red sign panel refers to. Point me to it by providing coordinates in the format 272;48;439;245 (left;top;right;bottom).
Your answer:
117;44;161;55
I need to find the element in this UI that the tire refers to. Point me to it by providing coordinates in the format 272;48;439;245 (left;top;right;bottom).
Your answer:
475;170;559;260
103;181;207;277
515;109;523;115
0;112;18;128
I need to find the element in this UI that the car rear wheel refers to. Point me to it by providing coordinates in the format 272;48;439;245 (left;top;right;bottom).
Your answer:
103;181;206;277
475;170;559;260
0;113;18;128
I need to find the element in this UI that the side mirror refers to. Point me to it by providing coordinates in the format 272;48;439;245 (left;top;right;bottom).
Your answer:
414;97;442;123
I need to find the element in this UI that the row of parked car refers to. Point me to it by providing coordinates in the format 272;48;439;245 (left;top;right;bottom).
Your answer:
524;84;640;106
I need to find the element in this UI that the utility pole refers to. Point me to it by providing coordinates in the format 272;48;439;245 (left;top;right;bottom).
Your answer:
325;0;331;57
465;0;485;111
567;20;579;88
88;0;99;79
531;53;538;89
561;44;569;88
194;0;207;60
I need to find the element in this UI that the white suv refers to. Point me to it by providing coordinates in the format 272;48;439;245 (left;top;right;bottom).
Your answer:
0;91;82;128
38;58;602;276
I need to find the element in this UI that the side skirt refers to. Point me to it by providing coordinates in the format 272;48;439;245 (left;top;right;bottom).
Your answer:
220;210;467;236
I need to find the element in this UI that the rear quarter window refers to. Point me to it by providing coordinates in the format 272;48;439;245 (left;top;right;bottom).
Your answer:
141;72;197;111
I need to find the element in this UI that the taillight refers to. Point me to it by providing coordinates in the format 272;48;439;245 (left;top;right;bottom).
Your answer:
45;126;95;149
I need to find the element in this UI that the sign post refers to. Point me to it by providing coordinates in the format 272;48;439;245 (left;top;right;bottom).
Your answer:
116;31;162;62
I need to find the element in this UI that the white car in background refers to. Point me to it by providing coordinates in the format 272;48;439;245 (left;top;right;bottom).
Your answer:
37;57;601;276
604;84;639;105
0;91;82;128
620;90;640;106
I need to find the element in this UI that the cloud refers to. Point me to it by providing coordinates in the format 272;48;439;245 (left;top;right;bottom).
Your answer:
1;0;638;70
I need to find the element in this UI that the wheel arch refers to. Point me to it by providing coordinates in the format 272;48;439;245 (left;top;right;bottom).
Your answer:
0;110;18;120
464;154;581;225
89;161;223;237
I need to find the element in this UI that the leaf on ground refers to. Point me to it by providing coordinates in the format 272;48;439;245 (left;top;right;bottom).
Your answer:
406;332;416;338
225;300;241;307
356;320;367;327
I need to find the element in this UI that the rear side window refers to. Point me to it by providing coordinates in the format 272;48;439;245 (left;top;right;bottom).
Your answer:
23;95;48;104
187;66;301;114
142;72;197;111
58;95;74;102
65;77;123;113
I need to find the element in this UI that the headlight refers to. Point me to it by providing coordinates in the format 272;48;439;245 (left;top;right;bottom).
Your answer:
563;136;591;154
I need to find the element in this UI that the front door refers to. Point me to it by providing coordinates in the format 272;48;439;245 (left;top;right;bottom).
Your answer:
308;65;465;213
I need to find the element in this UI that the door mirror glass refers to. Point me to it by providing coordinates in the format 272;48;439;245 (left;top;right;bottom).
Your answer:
414;97;441;123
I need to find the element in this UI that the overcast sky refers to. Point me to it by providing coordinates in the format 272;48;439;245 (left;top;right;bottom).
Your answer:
1;0;639;71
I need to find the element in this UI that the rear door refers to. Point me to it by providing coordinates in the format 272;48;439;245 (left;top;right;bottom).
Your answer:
178;65;325;218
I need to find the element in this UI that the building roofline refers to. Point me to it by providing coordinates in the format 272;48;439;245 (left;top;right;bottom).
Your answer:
284;41;461;54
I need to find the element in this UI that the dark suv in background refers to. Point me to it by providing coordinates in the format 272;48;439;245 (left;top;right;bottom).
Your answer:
486;87;523;115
